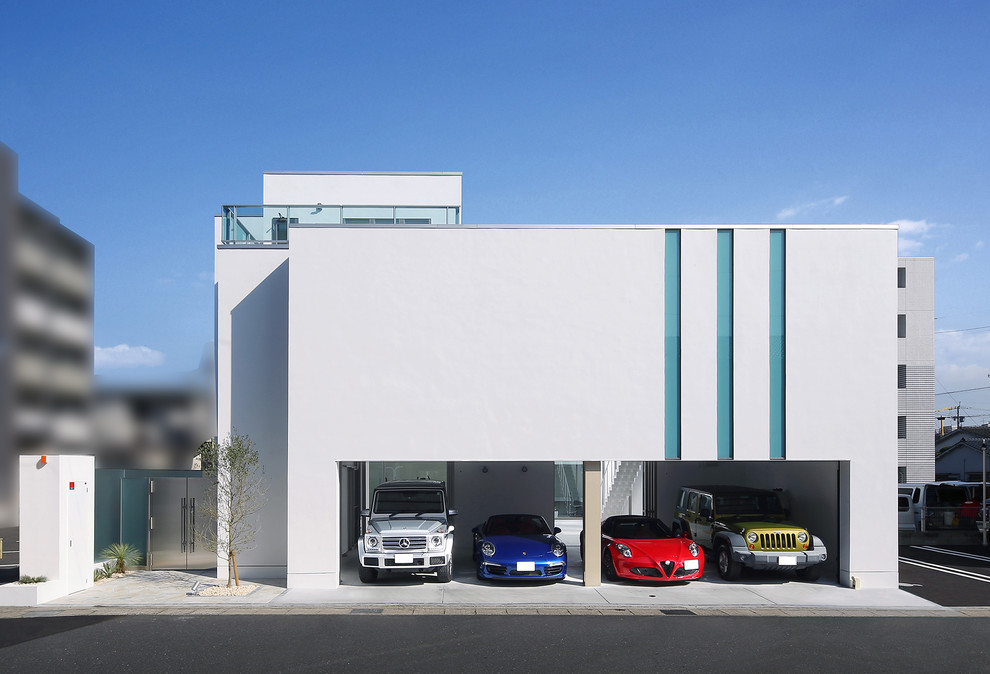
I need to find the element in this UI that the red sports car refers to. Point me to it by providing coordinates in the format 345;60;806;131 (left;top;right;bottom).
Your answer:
598;515;704;582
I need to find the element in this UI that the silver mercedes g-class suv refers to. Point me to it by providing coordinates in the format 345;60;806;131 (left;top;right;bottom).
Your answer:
358;480;457;583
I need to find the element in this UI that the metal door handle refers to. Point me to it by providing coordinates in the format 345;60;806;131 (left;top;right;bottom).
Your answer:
190;498;196;552
181;497;187;552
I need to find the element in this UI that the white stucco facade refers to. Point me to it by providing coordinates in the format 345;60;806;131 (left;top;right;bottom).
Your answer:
216;172;900;590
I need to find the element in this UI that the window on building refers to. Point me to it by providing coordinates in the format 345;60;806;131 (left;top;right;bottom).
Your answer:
897;267;906;288
898;467;907;483
897;314;906;338
898;416;907;439
898;364;907;389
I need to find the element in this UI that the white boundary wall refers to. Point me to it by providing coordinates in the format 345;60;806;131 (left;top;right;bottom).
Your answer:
0;455;94;605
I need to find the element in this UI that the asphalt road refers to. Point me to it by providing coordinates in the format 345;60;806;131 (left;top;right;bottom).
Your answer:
899;545;990;606
2;614;990;672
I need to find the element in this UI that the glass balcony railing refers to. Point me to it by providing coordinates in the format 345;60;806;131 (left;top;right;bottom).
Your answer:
221;205;462;244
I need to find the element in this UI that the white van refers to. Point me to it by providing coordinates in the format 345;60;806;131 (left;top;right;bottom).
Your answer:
898;482;971;531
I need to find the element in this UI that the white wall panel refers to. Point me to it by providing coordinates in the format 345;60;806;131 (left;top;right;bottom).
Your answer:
787;228;898;587
679;229;718;460
264;173;461;207
733;229;771;460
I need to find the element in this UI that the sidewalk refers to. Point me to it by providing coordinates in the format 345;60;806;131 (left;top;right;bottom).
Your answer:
3;553;986;619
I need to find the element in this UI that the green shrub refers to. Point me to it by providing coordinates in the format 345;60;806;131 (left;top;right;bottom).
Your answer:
100;543;143;574
18;575;47;584
93;561;115;581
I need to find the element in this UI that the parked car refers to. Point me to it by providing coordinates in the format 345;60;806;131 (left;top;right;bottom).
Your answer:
472;514;567;581
594;515;704;582
672;485;827;581
358;480;456;583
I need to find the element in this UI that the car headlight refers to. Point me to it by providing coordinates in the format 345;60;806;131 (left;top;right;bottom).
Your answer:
688;542;699;557
616;543;632;558
797;531;808;543
366;536;380;550
552;543;566;557
431;535;444;549
481;541;496;557
746;531;758;544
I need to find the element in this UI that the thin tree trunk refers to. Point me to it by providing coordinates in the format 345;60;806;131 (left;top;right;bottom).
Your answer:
232;549;240;586
227;556;233;587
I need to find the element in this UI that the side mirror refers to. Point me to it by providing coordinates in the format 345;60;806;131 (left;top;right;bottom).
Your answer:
553;527;562;534
682;530;691;539
360;509;370;517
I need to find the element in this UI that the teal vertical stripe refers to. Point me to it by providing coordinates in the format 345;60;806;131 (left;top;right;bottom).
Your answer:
665;230;681;459
769;230;786;459
717;230;733;459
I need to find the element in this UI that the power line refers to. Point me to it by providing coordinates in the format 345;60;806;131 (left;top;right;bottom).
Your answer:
936;385;990;395
936;325;990;334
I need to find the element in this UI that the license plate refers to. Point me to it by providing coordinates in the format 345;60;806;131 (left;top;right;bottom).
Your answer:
683;559;699;571
394;554;414;564
516;561;536;572
777;555;797;566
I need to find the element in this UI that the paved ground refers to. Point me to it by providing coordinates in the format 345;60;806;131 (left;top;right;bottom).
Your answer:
4;527;990;618
0;548;965;619
899;544;990;606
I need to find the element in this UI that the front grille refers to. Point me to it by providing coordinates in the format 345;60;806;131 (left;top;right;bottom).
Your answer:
383;536;427;551
509;569;542;576
544;564;564;576
632;567;662;577
365;558;379;567
485;564;508;575
429;556;446;565
384;557;424;566
758;532;798;550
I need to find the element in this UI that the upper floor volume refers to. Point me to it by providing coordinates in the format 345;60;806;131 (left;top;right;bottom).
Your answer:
220;171;463;245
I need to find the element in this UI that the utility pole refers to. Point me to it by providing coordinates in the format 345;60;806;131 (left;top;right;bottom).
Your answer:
983;439;987;547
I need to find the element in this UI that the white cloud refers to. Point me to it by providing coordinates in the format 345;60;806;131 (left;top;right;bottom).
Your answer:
953;253;970;263
776;195;849;220
95;344;166;369
891;219;935;256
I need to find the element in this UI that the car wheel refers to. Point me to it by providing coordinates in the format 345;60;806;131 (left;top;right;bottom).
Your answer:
436;560;452;583
717;544;741;581
796;564;821;582
579;531;585;562
358;565;378;584
602;547;618;581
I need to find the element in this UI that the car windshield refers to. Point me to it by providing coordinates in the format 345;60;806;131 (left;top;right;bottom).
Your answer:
373;489;445;515
715;492;785;517
486;515;552;536
611;519;672;539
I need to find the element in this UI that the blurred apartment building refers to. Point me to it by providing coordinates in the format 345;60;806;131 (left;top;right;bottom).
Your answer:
92;352;216;471
0;142;94;527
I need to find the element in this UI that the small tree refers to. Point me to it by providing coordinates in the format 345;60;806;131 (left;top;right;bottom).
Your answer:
199;432;268;586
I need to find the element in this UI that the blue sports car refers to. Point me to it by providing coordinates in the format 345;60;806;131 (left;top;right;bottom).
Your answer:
472;513;567;581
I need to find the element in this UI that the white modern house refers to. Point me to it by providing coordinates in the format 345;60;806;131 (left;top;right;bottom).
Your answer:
215;171;901;590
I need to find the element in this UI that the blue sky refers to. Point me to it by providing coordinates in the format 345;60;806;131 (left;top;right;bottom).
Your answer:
3;2;989;422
